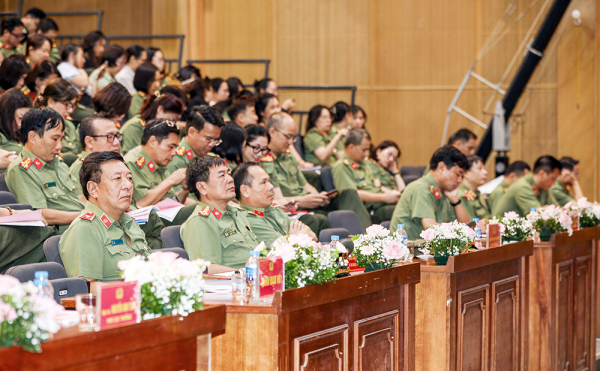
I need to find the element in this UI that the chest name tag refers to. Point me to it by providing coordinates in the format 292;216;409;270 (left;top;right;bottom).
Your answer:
44;182;56;188
111;239;124;245
150;182;158;187
223;229;238;237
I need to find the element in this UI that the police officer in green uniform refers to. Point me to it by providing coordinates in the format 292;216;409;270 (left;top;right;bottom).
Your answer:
263;112;372;230
494;155;561;217
60;152;151;287
0;18;25;59
0;88;31;155
6;108;85;233
422;128;478;175
181;156;259;271
73;114;164;250
233;162;321;245
332;129;400;224
390;146;471;241
487;161;530;214
458;156;490;221
35;18;60;63
123;119;195;225
549;157;583;207
366;141;406;192
302;105;347;167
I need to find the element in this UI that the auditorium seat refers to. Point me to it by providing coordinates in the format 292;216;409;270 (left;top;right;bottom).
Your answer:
400;165;426;185
328;210;364;235
161;225;184;249
43;235;64;267
0;173;9;192
320;167;335;192
381;221;391;229
318;228;349;242
161;247;189;260
293;132;305;160
0;191;17;204
0;203;34;210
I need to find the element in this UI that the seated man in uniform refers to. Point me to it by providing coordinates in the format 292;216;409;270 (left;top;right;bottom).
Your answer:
233;162;317;246
494;155;561;217
332;129;400;224
0;18;25;59
458;155;490;221
487;160;530;213
60;152;151;289
263;112;372;230
228;99;259;128
423;128;478;175
550;156;583;206
181;156;258;272
6;108;85;233
390;145;470;241
74;114;164;249
124;118;196;225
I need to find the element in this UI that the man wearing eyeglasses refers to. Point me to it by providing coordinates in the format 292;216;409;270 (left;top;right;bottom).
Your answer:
0;18;25;60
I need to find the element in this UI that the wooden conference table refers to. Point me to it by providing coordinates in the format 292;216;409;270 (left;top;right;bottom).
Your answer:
0;304;227;371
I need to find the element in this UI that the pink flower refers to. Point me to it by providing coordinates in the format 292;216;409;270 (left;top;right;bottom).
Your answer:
504;211;520;220
175;260;197;277
577;198;591;209
0;275;21;297
382;241;408;260
148;251;179;266
366;224;390;237
544;205;557;212
559;211;572;229
499;224;506;233
275;243;297;263
541;214;550;221
360;244;375;256
288;234;314;248
0;302;17;322
420;229;437;242
441;223;453;228
463;227;476;239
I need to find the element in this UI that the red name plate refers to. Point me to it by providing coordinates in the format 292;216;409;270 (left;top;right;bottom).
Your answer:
258;257;284;298
347;255;366;273
486;223;502;248
96;281;140;330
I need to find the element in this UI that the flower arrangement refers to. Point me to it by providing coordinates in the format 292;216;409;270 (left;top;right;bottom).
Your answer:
264;234;343;289
0;275;63;352
576;198;600;228
419;221;475;258
490;211;534;242
526;205;573;239
118;251;210;320
351;224;411;271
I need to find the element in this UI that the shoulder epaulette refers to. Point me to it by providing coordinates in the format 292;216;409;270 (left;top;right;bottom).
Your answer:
248;209;264;217
135;156;146;168
260;153;275;163
79;212;95;221
198;206;211;217
139;119;146;127
228;202;244;210
176;146;185;157
20;157;32;170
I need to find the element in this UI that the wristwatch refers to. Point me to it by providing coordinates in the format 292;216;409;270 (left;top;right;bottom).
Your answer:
450;199;461;207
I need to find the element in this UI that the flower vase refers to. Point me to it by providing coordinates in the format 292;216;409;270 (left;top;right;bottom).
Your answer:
433;255;449;265
364;262;382;272
539;229;553;242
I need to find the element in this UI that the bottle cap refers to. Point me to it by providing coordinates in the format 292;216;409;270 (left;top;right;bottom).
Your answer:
530;207;537;211
331;235;339;241
34;271;48;279
397;224;405;229
473;218;480;222
249;250;260;256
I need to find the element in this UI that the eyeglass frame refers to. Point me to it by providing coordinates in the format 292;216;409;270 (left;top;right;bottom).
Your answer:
57;100;76;110
274;127;297;143
200;133;222;146
90;133;123;143
246;143;270;155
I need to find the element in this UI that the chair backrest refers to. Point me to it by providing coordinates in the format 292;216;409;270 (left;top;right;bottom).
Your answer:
293;132;305;160
400;165;426;185
43;235;64;267
6;262;67;282
0;191;17;204
327;210;364;235
0;173;8;192
318;228;350;243
381;221;391;230
161;247;190;260
51;278;89;303
0;203;33;210
161;225;183;249
320;167;335;192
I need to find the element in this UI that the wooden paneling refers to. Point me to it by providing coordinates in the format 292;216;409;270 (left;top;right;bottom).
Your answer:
490;276;520;371
353;311;400;371
293;325;348;371
457;284;489;371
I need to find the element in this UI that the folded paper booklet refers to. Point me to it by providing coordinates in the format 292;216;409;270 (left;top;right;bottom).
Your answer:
300;165;322;172
154;199;185;222
127;206;155;225
0;209;45;227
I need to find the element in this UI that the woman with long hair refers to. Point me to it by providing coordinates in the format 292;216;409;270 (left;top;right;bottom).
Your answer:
367;140;405;192
0;88;32;153
128;62;160;120
81;30;106;72
302;104;348;167
93;82;132;128
212;123;247;172
24;60;59;101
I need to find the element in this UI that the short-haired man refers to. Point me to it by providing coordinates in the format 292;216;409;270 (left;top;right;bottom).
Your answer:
21;7;46;37
60;152;151;288
0;18;25;59
550;156;583;206
390;146;470;241
116;45;147;95
487;160;530;213
6;108;85;233
234;162;318;246
458;156;490;221
181;156;258;271
494;155;561;217
228;99;258;128
263;112;372;230
35;18;59;63
332;129;400;224
423;128;478;175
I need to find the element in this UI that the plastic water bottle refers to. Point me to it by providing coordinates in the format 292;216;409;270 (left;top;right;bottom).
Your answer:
33;271;54;299
530;207;537;212
473;219;482;239
245;251;260;301
396;224;408;245
330;235;339;251
231;270;247;301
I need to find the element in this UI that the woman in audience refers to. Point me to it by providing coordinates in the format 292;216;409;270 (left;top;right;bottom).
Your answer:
25;34;51;67
93;82;132;128
254;77;295;111
177;65;201;96
89;45;126;96
0;55;31;92
24;61;60;101
241;124;270;164
330;101;354;130
35;78;81;161
368;140;405;192
146;47;165;75
82;30;107;72
255;93;281;124
213;123;247;172
210;77;230;105
303;104;348;167
351;105;367;129
227;77;244;96
56;44;88;92
128;62;160;120
0;88;31;153
120;93;185;153
187;78;212;109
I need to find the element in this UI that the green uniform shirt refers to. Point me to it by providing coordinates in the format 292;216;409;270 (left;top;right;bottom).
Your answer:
0;42;19;59
70;103;95;128
124;147;176;204
487;179;509;215
493;173;558;217
260;152;308;197
549;179;574;207
69;151;89;194
166;137;197;174
390;173;456;240
90;67;117;93
49;44;60;64
0;132;23;154
241;204;291;247
59;202;151;281
302;126;344;167
61;119;83;155
458;183;490;220
180;202;258;269
128;92;145;120
364;159;397;190
332;155;382;194
120;115;146;154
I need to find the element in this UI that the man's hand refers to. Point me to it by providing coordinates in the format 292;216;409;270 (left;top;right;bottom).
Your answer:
167;168;187;187
443;187;460;204
299;161;315;169
298;193;328;209
381;187;401;204
336;128;349;137
0;149;17;170
288;220;318;241
277;198;299;213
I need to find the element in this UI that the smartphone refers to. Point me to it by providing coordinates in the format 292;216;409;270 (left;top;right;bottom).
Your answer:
326;190;339;198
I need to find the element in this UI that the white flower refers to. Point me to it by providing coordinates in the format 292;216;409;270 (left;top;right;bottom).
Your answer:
366;224;390;237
